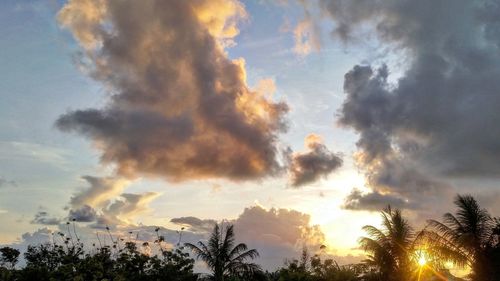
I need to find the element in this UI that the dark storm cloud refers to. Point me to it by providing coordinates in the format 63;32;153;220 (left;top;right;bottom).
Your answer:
56;0;288;182
68;205;97;222
170;216;217;233
316;0;500;210
31;211;61;226
288;134;343;187
343;189;412;211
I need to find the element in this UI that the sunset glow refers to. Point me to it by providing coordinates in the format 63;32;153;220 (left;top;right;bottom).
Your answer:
2;0;500;279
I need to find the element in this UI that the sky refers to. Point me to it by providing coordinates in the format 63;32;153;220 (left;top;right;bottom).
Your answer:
2;0;500;271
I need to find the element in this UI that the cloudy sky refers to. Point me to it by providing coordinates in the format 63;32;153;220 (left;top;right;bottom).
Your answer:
2;0;500;270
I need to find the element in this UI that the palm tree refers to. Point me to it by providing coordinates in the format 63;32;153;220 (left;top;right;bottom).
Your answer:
426;194;500;281
359;206;416;281
185;223;261;281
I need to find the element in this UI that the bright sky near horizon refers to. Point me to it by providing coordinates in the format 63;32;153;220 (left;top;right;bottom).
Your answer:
2;0;500;270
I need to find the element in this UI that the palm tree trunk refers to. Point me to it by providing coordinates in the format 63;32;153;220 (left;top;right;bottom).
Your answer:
214;265;224;281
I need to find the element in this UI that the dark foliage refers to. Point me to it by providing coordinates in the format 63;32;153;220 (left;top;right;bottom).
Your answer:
0;230;197;281
185;223;261;281
425;194;500;281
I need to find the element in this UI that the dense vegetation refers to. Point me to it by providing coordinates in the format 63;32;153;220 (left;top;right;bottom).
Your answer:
1;194;499;281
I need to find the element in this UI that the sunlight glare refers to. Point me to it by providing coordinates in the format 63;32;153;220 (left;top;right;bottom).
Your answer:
417;252;427;266
418;255;426;266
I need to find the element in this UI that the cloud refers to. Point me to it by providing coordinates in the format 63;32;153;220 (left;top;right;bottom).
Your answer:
56;0;289;182
234;205;325;247
288;134;342;187
66;175;159;227
311;0;500;210
342;188;413;211
6;204;358;271
70;176;129;208
293;0;321;55
30;211;61;225
6;228;53;259
233;205;327;269
68;205;97;222
277;0;321;55
170;216;217;233
99;192;160;226
170;205;335;270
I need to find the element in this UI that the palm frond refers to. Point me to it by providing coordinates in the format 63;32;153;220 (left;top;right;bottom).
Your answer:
230;248;259;263
187;223;259;279
185;241;214;267
220;224;235;258
362;225;387;244
228;243;248;259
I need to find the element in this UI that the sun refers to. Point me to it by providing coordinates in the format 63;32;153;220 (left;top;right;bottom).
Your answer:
418;255;427;266
416;250;427;266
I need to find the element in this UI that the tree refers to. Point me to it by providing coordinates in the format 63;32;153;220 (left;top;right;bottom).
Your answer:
275;247;314;281
310;256;362;281
271;246;365;281
0;247;20;270
185;223;261;281
426;194;500;281
358;206;415;281
15;239;197;281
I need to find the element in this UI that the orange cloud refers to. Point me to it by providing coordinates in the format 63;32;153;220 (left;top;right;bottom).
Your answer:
288;134;343;187
57;0;288;182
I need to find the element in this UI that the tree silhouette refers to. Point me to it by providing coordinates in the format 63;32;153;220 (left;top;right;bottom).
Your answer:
185;223;261;281
2;196;500;280
426;194;500;281
358;206;415;281
0;247;19;270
